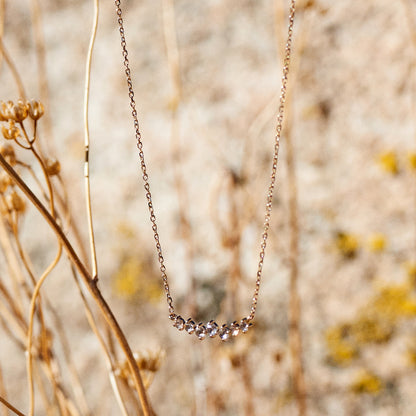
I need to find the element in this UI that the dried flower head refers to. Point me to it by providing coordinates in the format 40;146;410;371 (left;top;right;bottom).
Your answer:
27;100;44;121
7;191;26;213
11;100;29;122
0;101;14;121
0;144;17;166
2;120;20;141
116;349;165;389
45;158;61;176
0;172;12;193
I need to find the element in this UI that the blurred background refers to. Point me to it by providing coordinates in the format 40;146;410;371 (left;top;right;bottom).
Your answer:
1;0;416;415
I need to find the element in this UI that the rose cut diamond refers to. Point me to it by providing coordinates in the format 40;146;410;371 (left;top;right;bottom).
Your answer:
219;325;231;341
230;321;240;337
173;315;185;330
206;320;219;338
195;323;207;340
240;318;252;333
185;318;196;334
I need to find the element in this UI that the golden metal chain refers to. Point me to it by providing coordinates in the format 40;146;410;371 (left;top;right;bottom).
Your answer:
115;0;296;340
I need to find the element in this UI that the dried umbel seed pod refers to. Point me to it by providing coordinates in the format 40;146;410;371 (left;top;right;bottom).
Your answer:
7;191;26;213
2;120;20;141
0;172;12;193
11;100;29;122
45;158;61;176
0;101;14;121
27;100;44;121
0;144;17;166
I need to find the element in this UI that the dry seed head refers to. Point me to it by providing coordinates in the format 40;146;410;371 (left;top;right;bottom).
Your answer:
7;191;26;213
0;101;14;121
45;158;61;176
27;100;44;121
2;120;21;141
11;100;29;122
0;144;17;166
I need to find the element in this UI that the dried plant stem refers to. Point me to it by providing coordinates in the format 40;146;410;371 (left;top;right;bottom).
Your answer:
0;37;26;99
0;366;8;416
240;354;255;416
0;0;4;71
29;0;55;153
26;244;62;416
0;215;25;314
0;300;26;344
286;122;307;416
56;175;90;267
84;0;99;281
162;0;197;315
71;267;130;416
46;299;91;416
0;395;26;416
0;155;152;416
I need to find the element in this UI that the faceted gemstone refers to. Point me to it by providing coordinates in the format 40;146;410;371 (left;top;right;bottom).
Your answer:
230;321;240;337
240;318;252;333
174;315;185;330
206;320;219;338
195;323;207;340
169;313;177;321
219;325;231;341
185;318;196;334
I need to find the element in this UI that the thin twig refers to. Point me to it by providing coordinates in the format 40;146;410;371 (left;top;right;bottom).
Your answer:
46;300;91;416
71;265;130;416
0;395;26;416
0;364;8;416
0;37;26;99
29;0;55;154
0;0;4;71
0;215;25;314
26;244;62;416
83;0;99;281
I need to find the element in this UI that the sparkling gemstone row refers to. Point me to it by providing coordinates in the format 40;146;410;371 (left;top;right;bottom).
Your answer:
169;314;253;341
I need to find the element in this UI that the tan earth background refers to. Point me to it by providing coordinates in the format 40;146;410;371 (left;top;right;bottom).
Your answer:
1;0;416;415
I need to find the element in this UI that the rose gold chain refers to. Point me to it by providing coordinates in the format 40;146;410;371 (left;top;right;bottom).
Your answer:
114;0;296;340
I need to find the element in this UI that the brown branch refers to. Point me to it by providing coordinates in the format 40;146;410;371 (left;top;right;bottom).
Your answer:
0;395;26;416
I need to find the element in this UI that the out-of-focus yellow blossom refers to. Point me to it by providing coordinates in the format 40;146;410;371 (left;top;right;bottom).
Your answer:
378;151;399;175
367;233;387;253
350;369;383;395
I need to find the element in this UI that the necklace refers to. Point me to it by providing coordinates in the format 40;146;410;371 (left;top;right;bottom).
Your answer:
115;0;296;341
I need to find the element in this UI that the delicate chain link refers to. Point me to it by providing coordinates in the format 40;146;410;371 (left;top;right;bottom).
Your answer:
249;0;296;321
114;0;296;322
115;0;174;314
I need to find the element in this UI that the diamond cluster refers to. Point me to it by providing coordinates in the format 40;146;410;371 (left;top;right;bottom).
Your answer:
169;314;252;341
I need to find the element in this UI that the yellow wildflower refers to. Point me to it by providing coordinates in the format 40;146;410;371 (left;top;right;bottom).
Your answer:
378;151;399;174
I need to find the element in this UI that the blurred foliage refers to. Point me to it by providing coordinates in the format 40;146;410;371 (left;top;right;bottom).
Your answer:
326;281;416;366
350;369;383;395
